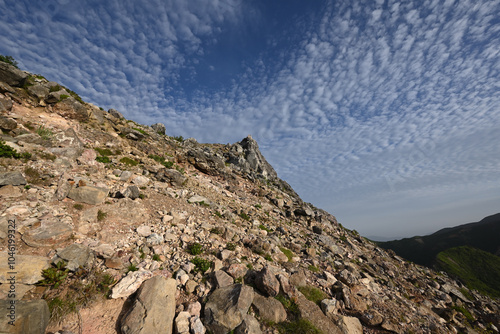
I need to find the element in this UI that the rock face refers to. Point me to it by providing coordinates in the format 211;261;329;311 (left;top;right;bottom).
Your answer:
151;122;166;135
108;108;124;119
295;292;343;334
0;62;27;86
204;284;254;334
53;97;89;121
226;135;278;181
0;299;50;334
121;276;176;334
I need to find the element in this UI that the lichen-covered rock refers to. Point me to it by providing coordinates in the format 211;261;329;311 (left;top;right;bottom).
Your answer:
120;276;176;334
204;284;254;334
0;171;26;186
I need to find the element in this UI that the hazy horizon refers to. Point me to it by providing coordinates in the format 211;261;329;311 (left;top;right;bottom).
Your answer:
2;0;499;238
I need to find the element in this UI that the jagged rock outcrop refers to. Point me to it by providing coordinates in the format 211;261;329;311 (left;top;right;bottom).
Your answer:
226;135;278;182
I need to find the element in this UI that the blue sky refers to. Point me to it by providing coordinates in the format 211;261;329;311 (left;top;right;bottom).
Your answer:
2;0;499;239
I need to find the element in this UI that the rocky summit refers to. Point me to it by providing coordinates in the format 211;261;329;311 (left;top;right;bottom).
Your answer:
0;61;499;334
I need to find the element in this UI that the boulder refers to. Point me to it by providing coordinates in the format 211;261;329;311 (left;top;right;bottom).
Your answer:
252;293;287;323
120;127;145;140
121;276;176;334
0;253;50;284
332;315;363;334
234;314;262;334
108;108;124;119
52;243;93;271
68;186;109;205
0;81;15;93
0;184;22;198
175;311;191;334
0;62;27;86
0;98;13;112
255;266;280;297
0;171;26;186
0;299;49;334
45;88;69;104
204;284;254;334
213;270;234;288
23;215;73;244
26;83;49;99
155;168;186;187
49;128;85;159
53;97;89;122
151;123;166;135
295;291;343;334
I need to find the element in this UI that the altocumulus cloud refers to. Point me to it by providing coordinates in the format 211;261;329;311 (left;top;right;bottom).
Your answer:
1;0;500;237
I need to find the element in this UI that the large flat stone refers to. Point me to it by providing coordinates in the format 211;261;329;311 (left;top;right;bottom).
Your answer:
68;186;109;205
0;252;50;284
0;299;49;334
0;62;27;87
0;171;26;186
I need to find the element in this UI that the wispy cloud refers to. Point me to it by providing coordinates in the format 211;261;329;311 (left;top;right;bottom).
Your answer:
1;0;499;237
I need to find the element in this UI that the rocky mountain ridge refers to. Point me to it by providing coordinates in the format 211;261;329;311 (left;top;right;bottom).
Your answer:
0;61;499;334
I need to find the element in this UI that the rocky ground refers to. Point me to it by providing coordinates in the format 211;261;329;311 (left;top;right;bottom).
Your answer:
0;61;499;334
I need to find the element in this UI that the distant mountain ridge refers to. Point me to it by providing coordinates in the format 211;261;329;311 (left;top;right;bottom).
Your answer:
378;213;500;267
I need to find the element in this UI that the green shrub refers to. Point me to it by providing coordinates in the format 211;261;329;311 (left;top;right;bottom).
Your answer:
49;85;62;92
126;263;138;273
96;156;110;163
0;141;21;158
73;203;84;210
277;319;322;334
307;265;320;273
254;203;262;209
264;254;273;262
239;212;250;221
298;286;328;306
0;55;18;68
173;135;184;142
187;243;203;255
210;227;223;235
191;257;212;273
59;94;70;101
279;247;294;262
152;254;161;262
37;261;69;289
226;243;236;251
36;125;53;140
259;224;272;233
120;157;139;166
97;210;107;221
95;148;114;156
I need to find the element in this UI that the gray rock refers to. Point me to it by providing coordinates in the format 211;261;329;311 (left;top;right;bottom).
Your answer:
156;168;187;187
68;186;109;205
0;98;13;112
124;185;140;200
121;276;176;334
290;270;307;288
0;62;27;86
151;123;166;135
50;128;85;159
204;284;254;334
213;270;234;288
295;291;343;334
190;316;206;334
53;243;93;271
132;175;149;187
225;135;278;181
0;299;49;334
27;83;49;99
0;184;22;198
23;215;73;244
234;314;262;334
187;147;226;176
332;315;363;334
188;195;210;205
53;97;88;121
255;266;280;297
45;88;70;104
0;252;50;284
0;171;26;186
252;293;287;323
108;108;124;119
0;81;15;93
120;127;146;140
